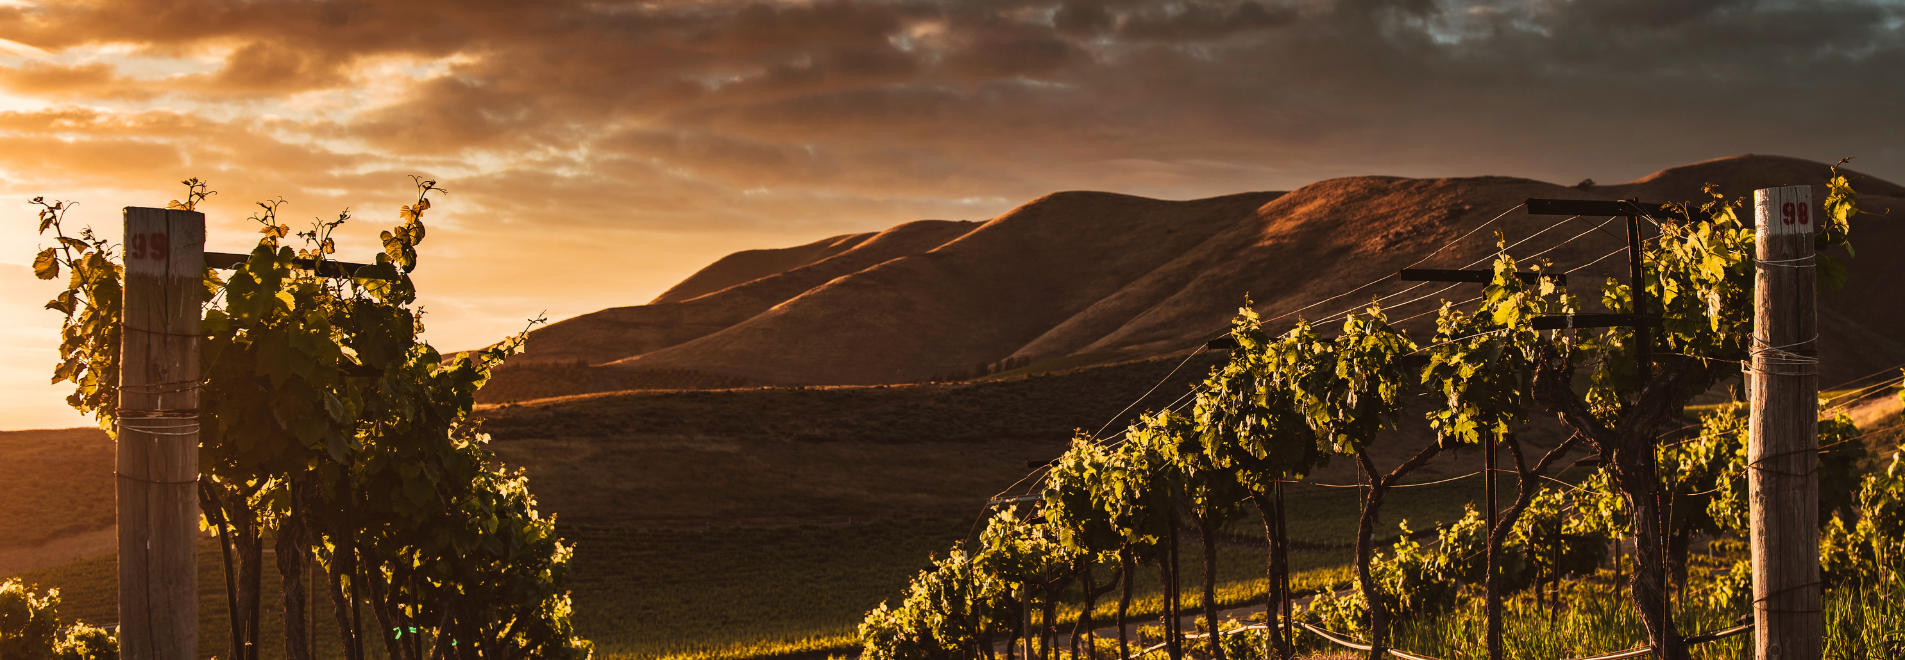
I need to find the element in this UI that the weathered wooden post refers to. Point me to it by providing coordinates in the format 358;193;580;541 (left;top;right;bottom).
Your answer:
1748;185;1821;660
118;207;203;660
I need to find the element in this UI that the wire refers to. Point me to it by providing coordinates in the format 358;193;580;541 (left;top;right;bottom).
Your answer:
1406;328;1513;356
1391;296;1482;326
1048;208;1633;498
1563;246;1628;275
1311;213;1591;326
1352;283;1462;324
1745;335;1820;376
965;201;1676;517
1823;371;1905;408
1079;206;1533;452
1818;422;1905;453
1562;230;1666;276
1300;470;1482;489
1258;204;1527;328
1519;217;1620;263
1088;345;1210;442
1822;359;1905;394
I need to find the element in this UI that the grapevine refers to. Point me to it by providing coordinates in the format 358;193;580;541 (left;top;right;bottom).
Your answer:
858;163;1892;660
33;179;589;660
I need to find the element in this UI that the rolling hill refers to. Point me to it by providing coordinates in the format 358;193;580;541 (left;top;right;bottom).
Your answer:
9;154;1904;660
495;154;1905;395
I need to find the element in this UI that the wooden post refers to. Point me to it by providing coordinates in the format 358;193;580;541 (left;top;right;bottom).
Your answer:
1748;185;1821;660
1024;582;1034;660
1484;431;1501;660
118;207;203;660
1625;209;1651;383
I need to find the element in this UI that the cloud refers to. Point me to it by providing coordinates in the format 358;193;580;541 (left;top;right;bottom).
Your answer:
0;0;1893;223
0;0;1900;431
1116;1;1299;42
0;60;152;99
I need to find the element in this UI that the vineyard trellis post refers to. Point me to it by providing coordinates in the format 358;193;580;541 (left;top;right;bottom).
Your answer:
1484;430;1498;654
1747;185;1822;660
115;202;391;659
1400;241;1576;660
118;206;205;660
1524;197;1677;657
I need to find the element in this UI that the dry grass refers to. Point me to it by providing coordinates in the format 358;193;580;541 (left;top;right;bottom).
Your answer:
0;428;115;551
506;155;1905;392
476;361;754;404
476;352;1230;527
8;537;374;660
476;347;1590;530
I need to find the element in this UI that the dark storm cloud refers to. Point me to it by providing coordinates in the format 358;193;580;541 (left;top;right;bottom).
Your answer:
1117;1;1299;42
0;0;1898;230
0;0;1898;426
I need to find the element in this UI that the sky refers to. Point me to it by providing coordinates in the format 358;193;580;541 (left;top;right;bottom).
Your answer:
0;0;1901;431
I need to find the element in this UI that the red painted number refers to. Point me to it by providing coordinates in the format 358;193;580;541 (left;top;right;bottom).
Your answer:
1797;205;1810;226
1782;202;1796;225
128;232;169;260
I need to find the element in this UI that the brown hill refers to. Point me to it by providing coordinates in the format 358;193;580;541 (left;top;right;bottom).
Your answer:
1586;153;1905;202
0;427;116;575
608;190;1286;383
496;154;1903;391
650;232;872;305
475;351;1588;528
511;219;979;366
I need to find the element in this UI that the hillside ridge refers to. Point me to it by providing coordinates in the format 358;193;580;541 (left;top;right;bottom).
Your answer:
496;154;1905;392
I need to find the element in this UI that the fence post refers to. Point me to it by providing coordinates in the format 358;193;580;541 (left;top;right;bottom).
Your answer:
118;206;203;660
1748;185;1821;660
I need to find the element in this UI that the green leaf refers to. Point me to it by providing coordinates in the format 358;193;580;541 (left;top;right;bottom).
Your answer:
324;431;350;464
255;331;296;387
404;475;435;509
323;391;346;422
202;309;230;335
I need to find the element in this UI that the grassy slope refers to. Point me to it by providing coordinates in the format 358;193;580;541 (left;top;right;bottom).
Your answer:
10;361;1881;660
11;538;371;660
471;351;1574;529
0;350;1605;660
476;353;1232;527
0;428;115;550
5;473;1506;660
563;472;1507;660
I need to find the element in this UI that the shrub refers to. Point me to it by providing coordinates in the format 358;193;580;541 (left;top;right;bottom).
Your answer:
0;580;117;660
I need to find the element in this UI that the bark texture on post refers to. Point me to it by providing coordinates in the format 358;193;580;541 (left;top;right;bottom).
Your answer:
1749;185;1822;660
118;206;204;660
1484;432;1502;660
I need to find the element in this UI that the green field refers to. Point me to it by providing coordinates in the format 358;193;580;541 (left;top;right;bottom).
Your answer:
554;472;1519;660
13;540;370;660
6;470;1524;660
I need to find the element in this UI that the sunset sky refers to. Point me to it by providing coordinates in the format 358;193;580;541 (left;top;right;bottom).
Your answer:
1;0;1901;430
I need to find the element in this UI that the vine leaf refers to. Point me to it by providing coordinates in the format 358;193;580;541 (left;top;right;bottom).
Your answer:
33;247;58;279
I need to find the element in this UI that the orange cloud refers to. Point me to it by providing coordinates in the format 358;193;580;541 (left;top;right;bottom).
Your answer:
0;60;153;99
0;0;1900;433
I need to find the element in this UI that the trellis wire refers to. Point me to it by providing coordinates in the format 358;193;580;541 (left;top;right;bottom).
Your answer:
1261;204;1528;328
1313;212;1595;326
966;198;1763;541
